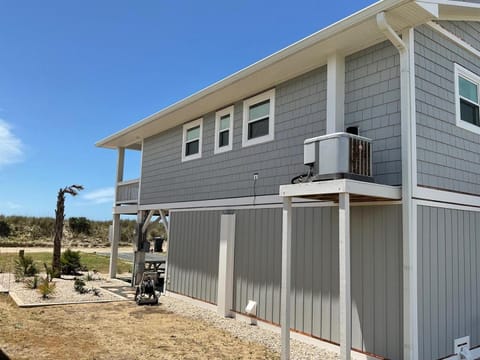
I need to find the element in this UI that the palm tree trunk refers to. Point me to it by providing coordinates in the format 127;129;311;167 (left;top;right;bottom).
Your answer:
52;189;65;277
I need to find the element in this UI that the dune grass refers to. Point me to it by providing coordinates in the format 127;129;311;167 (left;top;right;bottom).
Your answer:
0;251;131;274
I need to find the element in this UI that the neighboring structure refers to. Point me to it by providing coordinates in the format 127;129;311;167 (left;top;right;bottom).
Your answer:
96;1;480;359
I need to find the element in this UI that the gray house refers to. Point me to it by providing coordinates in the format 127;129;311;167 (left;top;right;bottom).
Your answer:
97;1;480;359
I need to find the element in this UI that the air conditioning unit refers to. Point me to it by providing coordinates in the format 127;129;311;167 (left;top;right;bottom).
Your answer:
304;132;373;182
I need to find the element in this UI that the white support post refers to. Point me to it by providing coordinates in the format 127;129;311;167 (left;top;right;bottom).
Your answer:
108;213;121;279
115;147;125;196
281;197;292;360
339;192;351;360
217;213;236;317
327;53;345;134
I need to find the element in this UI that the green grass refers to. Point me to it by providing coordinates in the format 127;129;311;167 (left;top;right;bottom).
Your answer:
0;252;131;274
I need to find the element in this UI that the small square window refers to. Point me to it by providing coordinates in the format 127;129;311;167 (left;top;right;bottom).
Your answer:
242;89;275;147
214;106;234;154
182;118;203;162
455;64;480;134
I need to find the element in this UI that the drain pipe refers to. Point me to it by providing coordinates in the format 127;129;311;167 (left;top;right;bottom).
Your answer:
377;11;418;360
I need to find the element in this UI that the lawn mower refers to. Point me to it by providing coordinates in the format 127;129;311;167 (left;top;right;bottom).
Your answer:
135;272;159;305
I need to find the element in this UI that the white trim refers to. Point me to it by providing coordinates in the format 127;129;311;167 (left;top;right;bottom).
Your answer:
181;118;203;162
279;179;401;200
117;178;140;186
415;186;480;207
280;197;292;360
427;21;480;60
326;53;345;134
409;25;418;192
338;193;351;360
416;199;480;212
242;89;275;147
454;63;480;135
214;106;234;154
137;140;144;204
112;204;139;214
217;213;236;318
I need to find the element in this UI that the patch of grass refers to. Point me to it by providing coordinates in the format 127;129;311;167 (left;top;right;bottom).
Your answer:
0;252;131;274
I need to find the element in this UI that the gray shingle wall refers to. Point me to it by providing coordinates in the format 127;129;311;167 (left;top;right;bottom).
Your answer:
345;41;402;185
415;24;480;195
417;205;480;359
437;21;480;52
140;66;327;204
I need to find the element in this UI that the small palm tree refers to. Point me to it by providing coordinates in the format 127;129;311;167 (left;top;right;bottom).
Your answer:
52;185;84;277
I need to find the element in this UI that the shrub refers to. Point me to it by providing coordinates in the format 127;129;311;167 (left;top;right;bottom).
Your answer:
74;278;88;294
24;275;39;289
61;249;82;275
0;220;11;237
37;277;56;299
69;217;91;236
14;254;38;281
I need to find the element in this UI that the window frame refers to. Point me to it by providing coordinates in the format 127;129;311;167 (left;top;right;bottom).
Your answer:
181;118;203;162
242;89;275;147
214;106;234;154
455;63;480;134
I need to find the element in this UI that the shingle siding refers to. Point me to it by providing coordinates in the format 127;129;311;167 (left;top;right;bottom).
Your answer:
140;66;328;205
345;40;402;185
415;23;480;195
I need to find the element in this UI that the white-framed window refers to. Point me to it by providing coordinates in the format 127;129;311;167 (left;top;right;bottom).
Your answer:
455;63;480;134
181;118;203;162
242;89;275;147
214;106;234;154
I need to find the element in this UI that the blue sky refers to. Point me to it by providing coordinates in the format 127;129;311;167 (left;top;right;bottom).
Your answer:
0;0;376;220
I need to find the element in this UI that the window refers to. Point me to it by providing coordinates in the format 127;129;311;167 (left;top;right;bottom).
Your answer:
214;106;234;154
182;118;203;162
455;64;480;134
242;89;275;147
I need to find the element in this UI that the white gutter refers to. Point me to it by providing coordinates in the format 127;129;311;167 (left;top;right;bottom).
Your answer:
376;12;418;360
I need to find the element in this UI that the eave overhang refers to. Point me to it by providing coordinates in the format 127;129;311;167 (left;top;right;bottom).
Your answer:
96;0;472;150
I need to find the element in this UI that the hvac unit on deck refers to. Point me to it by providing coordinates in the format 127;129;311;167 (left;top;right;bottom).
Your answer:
303;132;373;182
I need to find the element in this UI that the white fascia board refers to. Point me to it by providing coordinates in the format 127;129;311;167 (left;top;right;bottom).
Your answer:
427;21;480;58
279;179;401;200
414;186;480;207
96;0;414;149
112;204;139;214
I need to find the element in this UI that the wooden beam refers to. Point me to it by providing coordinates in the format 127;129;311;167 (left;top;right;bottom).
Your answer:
339;193;351;360
281;197;292;360
159;210;169;234
142;210;154;234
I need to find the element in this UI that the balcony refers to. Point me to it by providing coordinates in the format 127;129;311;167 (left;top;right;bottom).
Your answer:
116;179;139;204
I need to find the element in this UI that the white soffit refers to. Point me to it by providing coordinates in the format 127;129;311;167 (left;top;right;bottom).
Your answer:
97;0;442;150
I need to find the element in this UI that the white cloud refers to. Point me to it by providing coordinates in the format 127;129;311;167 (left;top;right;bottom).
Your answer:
83;187;115;204
0;201;22;210
0;119;24;168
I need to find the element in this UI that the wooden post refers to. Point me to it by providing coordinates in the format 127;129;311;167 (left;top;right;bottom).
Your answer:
281;197;292;360
339;192;351;360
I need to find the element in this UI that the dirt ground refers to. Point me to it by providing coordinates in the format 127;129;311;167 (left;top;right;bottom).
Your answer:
0;295;278;360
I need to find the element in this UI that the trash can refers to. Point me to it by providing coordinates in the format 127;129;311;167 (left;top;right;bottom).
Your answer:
153;237;164;252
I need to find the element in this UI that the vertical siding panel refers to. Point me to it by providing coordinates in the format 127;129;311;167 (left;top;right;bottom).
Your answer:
476;213;480;347
374;206;387;356
417;207;424;359
265;208;274;323
239;210;248;313
445;209;454;349
259;209;268;320
464;212;472;341
311;207;322;338
331;208;339;343
437;207;447;357
471;212;479;345
430;207;439;359
246;210;254;307
304;207;313;335
295;208;305;332
273;208;282;324
458;211;466;337
452;210;460;338
167;213;176;293
423;206;431;360
321;207;332;339
193;212;200;299
351;207;363;351
362;206;375;351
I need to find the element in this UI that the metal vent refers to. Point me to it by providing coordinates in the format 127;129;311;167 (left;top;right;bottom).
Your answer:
349;137;371;177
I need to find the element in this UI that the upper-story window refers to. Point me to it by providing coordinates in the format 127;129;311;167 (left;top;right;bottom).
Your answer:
182;118;203;162
455;64;480;134
214;106;234;154
242;89;275;147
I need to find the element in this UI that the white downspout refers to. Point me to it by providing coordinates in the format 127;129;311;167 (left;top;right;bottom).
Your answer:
377;12;418;360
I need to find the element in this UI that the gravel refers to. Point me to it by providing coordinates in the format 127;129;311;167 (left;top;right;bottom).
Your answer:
161;294;340;360
0;273;128;305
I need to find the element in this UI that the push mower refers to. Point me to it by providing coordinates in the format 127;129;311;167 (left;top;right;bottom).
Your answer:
135;272;159;305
